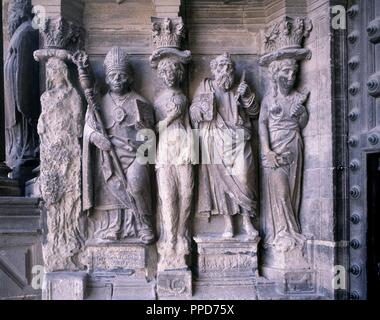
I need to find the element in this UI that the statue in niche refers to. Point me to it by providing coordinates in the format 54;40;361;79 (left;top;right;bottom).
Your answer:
150;16;193;271
259;16;313;253
4;0;40;182
37;57;84;271
152;56;193;271
190;53;260;239
80;47;155;245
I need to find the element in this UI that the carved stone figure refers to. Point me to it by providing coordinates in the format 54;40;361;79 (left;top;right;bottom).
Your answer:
33;17;86;273
81;47;155;245
4;0;40;182
36;56;84;271
150;17;193;271
190;53;259;239
259;16;313;253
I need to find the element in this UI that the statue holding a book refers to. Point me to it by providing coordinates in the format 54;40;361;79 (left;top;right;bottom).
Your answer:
190;53;260;239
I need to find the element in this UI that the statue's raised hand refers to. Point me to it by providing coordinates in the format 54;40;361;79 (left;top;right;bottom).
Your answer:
237;81;251;98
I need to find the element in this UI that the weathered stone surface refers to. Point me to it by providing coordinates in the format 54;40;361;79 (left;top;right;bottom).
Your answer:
190;52;260;240
193;235;259;300
259;16;312;254
84;241;146;273
157;270;192;299
36;54;84;273
194;235;259;279
75;47;155;245
86;272;156;300
151;17;193;273
1;0;352;301
43;272;87;300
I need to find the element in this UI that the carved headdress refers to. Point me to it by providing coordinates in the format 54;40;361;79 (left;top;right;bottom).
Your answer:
34;17;82;63
104;47;130;75
150;17;191;69
259;16;313;66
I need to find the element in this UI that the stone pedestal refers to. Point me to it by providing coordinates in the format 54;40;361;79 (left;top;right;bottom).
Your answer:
193;235;260;300
261;240;316;296
84;240;155;300
25;177;41;198
43;272;87;300
157;270;192;300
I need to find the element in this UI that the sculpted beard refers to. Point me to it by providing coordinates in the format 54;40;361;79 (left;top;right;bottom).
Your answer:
215;70;234;91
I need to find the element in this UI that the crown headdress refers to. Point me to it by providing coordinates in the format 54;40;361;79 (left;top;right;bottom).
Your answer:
42;17;81;50
152;17;185;49
104;47;129;74
260;16;313;66
150;17;191;69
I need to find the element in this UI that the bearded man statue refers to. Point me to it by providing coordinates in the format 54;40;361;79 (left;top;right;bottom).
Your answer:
190;53;260;239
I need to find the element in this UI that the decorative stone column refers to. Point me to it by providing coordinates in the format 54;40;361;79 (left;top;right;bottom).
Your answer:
150;16;193;300
34;16;87;300
258;16;316;296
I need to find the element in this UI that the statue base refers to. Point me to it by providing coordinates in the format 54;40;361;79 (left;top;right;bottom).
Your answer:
260;240;316;296
84;240;155;300
0;163;21;196
157;270;192;299
193;235;260;300
25;177;41;198
43;272;87;300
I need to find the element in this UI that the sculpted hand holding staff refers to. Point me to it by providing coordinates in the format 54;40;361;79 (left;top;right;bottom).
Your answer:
74;47;155;245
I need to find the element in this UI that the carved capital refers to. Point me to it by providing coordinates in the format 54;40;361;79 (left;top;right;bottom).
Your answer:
259;16;313;66
41;17;83;52
152;17;185;50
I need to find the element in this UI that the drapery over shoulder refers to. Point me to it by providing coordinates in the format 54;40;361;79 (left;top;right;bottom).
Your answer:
190;78;259;216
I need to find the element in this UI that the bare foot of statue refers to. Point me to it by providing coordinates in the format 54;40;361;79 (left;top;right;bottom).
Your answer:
242;215;259;239
222;215;234;238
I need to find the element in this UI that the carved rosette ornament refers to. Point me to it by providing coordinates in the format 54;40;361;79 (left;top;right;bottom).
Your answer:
34;17;85;272
150;17;194;273
259;16;313;254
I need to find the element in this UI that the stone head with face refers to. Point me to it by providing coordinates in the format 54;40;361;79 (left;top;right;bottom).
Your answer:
157;57;185;89
210;53;235;91
269;58;299;96
8;0;32;38
104;47;133;95
46;58;71;91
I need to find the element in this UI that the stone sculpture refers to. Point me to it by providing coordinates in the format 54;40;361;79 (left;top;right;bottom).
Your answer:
4;0;40;183
78;47;155;245
190;52;260;239
34;17;85;272
259;16;313;253
150;17;193;272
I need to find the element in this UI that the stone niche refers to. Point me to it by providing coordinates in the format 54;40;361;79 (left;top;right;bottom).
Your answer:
1;0;341;300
